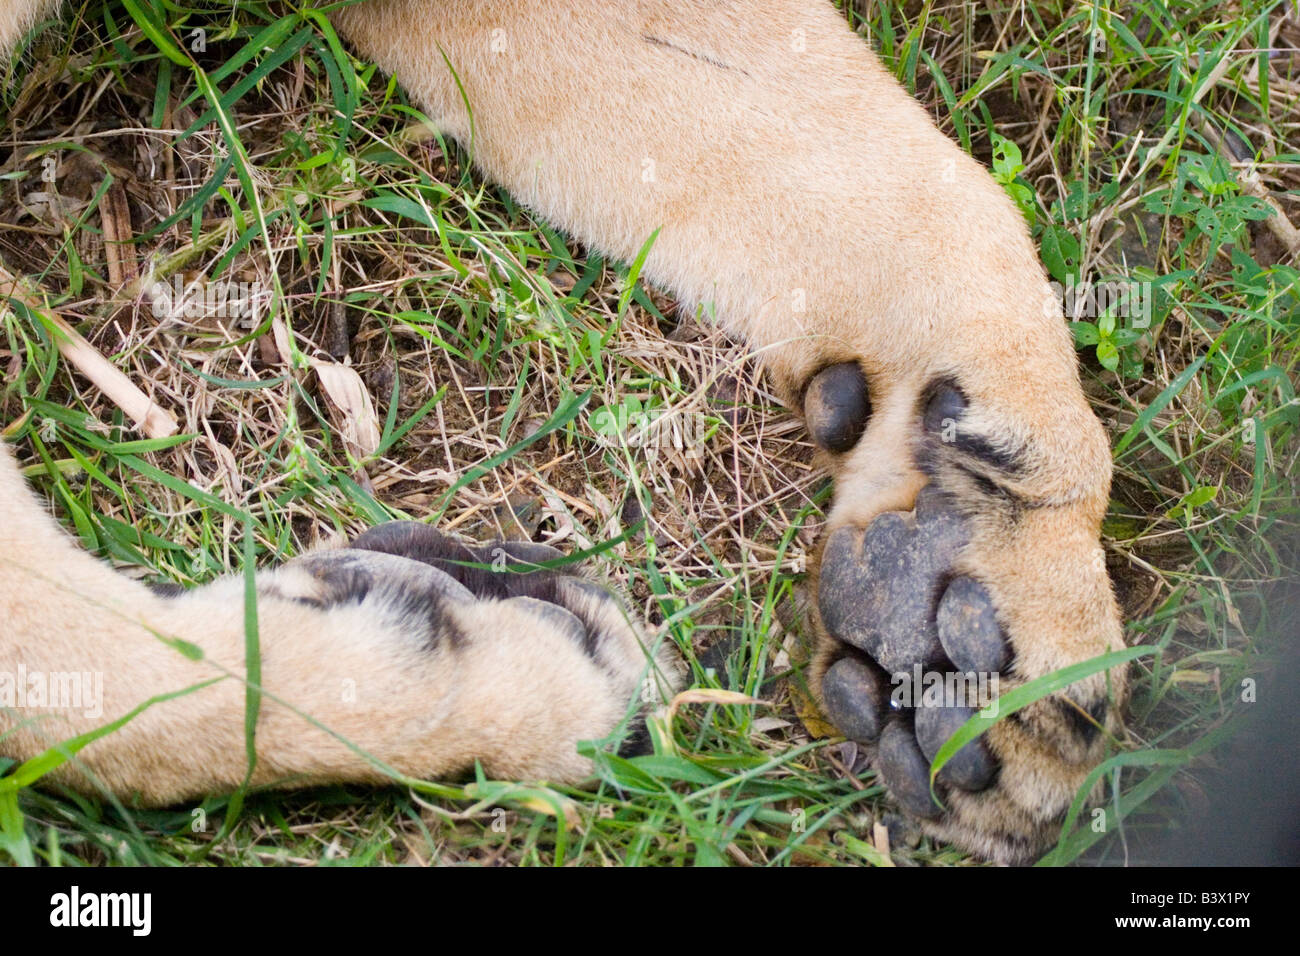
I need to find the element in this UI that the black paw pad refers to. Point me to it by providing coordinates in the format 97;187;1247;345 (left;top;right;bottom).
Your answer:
936;576;1010;673
915;704;997;791
351;522;462;567
817;487;968;673
877;719;943;819
350;523;630;666
821;654;890;743
815;486;1017;815
804;363;871;453
351;522;562;601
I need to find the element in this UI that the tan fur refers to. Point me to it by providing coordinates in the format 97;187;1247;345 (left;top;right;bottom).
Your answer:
0;446;677;800
0;0;58;56
1;0;1126;862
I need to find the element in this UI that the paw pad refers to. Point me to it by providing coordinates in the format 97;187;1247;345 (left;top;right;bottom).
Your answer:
817;486;1014;816
914;703;997;790
804;363;871;453
922;381;967;435
820;654;889;743
936;576;1009;673
877;719;943;819
817;486;968;674
351;523;564;601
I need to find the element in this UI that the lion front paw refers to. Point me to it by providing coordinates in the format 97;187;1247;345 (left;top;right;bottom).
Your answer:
804;366;1126;864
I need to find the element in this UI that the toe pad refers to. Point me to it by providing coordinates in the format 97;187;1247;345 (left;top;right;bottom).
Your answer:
804;363;871;453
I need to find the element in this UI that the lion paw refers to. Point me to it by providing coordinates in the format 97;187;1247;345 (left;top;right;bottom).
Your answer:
805;365;1126;863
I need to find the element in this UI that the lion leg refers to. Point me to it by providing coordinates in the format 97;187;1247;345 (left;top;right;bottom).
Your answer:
332;0;1125;861
0;446;675;803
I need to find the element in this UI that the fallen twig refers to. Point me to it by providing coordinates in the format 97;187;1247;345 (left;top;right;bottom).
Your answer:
0;263;179;438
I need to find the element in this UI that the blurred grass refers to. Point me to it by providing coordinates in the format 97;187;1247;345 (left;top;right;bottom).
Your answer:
0;0;1296;865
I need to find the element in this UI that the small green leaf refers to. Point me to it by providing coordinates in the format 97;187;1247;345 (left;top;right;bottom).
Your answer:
1040;225;1080;284
1096;339;1119;371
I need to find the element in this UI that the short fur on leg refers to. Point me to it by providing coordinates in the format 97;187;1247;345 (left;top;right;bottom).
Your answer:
0;444;679;802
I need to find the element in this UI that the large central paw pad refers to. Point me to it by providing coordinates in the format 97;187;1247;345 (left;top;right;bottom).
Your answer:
818;486;969;672
817;487;1012;818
